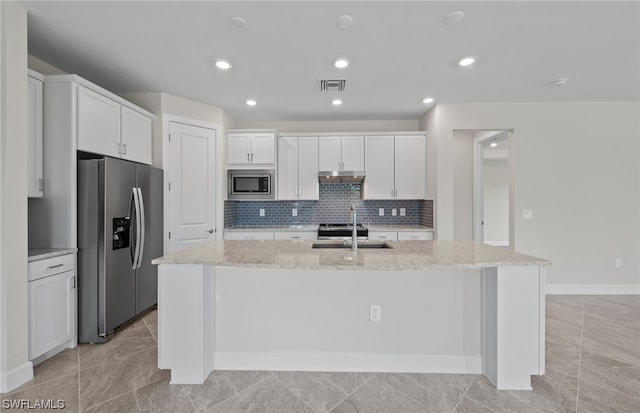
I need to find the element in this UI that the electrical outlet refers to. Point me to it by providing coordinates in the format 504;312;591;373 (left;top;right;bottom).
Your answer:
292;208;297;217
615;258;622;268
392;208;397;216
400;208;406;216
370;305;381;322
259;208;265;217
522;209;533;220
379;208;384;216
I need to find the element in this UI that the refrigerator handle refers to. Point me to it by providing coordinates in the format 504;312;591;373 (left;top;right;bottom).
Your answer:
136;187;146;269
132;187;142;270
128;188;137;267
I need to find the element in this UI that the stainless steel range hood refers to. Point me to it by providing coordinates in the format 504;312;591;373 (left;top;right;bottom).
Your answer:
318;170;365;183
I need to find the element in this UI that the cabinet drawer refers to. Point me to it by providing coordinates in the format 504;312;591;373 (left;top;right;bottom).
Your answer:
274;231;316;240
397;231;434;241
224;231;275;240
368;232;398;241
29;254;75;281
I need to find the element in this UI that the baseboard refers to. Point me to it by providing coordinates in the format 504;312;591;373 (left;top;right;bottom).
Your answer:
546;284;640;295
485;241;509;247
0;361;33;393
214;352;482;374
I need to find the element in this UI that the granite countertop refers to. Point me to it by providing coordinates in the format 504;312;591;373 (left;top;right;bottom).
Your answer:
28;248;77;262
368;225;434;232
152;240;551;270
224;225;318;232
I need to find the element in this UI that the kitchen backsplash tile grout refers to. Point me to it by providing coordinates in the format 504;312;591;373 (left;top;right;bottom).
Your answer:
225;184;433;227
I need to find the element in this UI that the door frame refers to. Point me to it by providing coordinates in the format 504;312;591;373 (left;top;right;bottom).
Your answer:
161;114;224;254
472;130;512;246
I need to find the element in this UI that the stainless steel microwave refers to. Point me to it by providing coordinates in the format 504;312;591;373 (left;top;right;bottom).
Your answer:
227;169;275;200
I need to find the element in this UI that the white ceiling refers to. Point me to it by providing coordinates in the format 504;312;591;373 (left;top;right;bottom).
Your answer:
20;1;640;122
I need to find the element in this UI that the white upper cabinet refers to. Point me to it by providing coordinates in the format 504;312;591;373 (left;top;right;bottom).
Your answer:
364;135;426;200
121;106;152;164
27;71;44;198
278;136;318;200
318;136;364;171
227;132;275;165
76;82;153;164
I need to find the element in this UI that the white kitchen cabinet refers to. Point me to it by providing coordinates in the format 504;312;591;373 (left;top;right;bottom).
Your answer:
278;136;318;200
368;231;398;241
77;83;153;164
273;231;317;240
397;231;433;240
28;253;76;361
318;136;364;171
227;132;275;165
223;231;275;240
27;70;44;198
364;135;426;200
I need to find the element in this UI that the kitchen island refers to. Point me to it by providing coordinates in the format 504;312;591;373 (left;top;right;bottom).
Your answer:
152;240;551;390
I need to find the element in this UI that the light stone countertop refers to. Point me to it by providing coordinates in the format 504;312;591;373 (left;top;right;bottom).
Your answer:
152;240;551;270
28;248;77;262
224;225;318;232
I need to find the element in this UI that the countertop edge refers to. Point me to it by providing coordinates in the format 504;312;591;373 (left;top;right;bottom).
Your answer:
28;248;78;262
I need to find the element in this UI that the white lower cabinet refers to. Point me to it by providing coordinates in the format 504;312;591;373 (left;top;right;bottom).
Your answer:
224;231;275;240
397;231;434;240
368;232;398;241
28;254;76;361
274;231;316;240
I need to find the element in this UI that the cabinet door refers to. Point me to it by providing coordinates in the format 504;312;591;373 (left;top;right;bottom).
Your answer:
297;137;319;200
341;136;365;171
394;136;426;199
277;136;299;200
397;231;433;240
368;231;397;241
121;106;152;165
227;133;252;164
27;75;43;198
364;136;394;199
274;231;317;240
77;86;121;158
29;271;75;359
223;231;274;240
318;136;341;171
250;133;275;164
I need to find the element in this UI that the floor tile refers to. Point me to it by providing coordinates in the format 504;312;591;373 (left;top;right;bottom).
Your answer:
546;316;583;347
545;336;581;379
580;351;640;400
206;375;315;413
142;309;158;342
453;395;500;413
79;347;169;411
276;371;371;413
582;323;640;368
83;377;195;413
329;376;429;413
183;370;271;411
376;372;476;413
78;324;157;370
5;347;78;394
577;378;640;413
1;372;79;413
546;295;585;326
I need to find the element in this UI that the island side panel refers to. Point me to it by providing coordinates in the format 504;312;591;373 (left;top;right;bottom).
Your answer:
158;263;216;384
483;265;545;390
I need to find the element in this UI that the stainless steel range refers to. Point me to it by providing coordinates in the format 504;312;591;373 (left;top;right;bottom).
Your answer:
317;223;368;240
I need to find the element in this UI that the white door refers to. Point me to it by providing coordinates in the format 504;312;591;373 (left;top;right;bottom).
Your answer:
364;136;394;199
297;136;319;199
341;136;365;171
167;122;216;252
318;136;341;171
277;136;299;200
394;135;426;199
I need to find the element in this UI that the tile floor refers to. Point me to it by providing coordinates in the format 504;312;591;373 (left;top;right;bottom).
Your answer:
2;295;639;412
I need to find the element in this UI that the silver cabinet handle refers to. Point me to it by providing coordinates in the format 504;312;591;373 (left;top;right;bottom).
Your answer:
251;153;254;162
38;178;43;192
117;142;122;154
46;263;64;270
248;153;251;162
122;143;127;155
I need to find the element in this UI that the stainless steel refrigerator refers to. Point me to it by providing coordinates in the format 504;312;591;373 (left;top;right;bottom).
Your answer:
77;156;163;343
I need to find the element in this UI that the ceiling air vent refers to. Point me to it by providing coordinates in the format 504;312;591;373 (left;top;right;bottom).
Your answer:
320;79;346;92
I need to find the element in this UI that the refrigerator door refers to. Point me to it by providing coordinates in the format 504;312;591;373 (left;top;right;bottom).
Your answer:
135;165;163;314
102;157;137;334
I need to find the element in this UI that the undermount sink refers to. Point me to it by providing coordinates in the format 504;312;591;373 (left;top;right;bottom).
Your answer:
312;242;393;249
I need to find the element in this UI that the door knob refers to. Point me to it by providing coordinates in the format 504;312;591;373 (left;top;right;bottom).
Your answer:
207;229;214;234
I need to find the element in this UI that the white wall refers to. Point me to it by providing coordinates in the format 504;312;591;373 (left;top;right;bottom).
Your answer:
452;130;474;240
483;159;509;244
0;0;30;389
421;102;640;286
236;119;420;133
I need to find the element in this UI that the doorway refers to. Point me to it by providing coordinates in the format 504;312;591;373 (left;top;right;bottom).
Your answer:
473;131;511;247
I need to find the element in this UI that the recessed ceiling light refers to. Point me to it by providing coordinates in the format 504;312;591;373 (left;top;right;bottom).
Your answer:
458;56;476;67
445;11;465;25
246;99;257;106
490;142;498;148
334;58;350;69
552;77;568;86
215;60;232;70
336;15;354;29
332;99;342;106
231;17;248;31
422;97;434;104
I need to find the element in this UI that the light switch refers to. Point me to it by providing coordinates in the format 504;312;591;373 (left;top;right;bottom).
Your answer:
400;208;406;216
259;208;265;217
379;208;384;216
392;209;397;216
522;209;533;220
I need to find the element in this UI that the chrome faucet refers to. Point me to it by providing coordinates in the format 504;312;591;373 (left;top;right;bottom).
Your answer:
350;204;358;250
